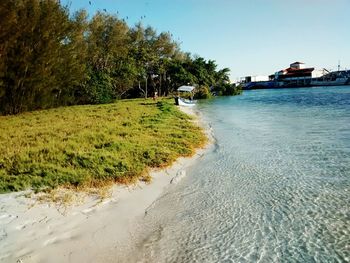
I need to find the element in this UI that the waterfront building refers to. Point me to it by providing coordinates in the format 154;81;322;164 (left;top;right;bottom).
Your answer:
242;75;269;83
241;61;350;89
270;62;316;81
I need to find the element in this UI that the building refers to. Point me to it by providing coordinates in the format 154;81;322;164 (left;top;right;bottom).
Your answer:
241;61;350;89
242;75;269;83
290;61;306;69
269;62;316;81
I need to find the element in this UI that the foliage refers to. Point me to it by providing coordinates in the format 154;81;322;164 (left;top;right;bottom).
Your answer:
194;86;212;99
83;70;115;104
0;0;87;114
0;99;206;193
0;0;239;115
212;83;243;96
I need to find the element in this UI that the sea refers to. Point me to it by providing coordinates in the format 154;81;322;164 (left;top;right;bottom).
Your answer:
127;86;350;263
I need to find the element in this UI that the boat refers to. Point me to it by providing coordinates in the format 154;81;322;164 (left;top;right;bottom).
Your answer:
176;97;196;106
175;85;197;107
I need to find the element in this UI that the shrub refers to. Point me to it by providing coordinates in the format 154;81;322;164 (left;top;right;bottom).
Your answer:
194;85;212;99
212;83;242;96
82;71;115;104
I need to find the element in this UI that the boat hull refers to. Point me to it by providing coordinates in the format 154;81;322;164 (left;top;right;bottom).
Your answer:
174;97;196;107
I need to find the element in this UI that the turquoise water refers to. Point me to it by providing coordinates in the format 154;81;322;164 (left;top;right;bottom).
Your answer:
131;86;350;262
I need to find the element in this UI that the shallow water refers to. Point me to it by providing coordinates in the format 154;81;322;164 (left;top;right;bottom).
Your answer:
128;86;350;263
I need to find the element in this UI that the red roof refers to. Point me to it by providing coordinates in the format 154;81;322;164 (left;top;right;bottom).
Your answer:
286;67;313;71
285;67;314;76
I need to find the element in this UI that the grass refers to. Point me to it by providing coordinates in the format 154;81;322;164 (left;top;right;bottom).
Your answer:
0;98;206;193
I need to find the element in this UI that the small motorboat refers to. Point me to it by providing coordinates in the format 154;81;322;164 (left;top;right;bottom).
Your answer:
175;85;196;107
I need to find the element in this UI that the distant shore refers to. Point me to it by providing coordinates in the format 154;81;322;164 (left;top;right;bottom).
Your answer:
0;106;214;263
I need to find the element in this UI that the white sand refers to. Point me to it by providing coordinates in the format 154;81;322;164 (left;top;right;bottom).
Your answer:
0;106;213;263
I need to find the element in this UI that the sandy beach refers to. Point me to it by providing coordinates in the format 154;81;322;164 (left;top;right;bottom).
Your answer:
0;106;213;263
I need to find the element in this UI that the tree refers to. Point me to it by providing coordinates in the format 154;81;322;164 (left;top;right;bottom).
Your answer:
0;1;239;115
82;12;131;103
152;32;178;96
0;0;86;114
128;23;159;98
55;9;89;106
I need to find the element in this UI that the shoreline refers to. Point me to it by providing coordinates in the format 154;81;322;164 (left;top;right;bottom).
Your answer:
0;105;214;263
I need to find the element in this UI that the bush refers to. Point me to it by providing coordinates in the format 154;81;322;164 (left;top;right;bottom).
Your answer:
212;83;242;96
194;85;212;99
83;71;115;104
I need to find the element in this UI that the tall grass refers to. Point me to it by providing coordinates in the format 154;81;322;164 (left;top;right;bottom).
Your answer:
0;99;206;193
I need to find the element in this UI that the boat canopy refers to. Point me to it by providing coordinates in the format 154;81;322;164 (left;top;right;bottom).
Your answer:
177;85;195;92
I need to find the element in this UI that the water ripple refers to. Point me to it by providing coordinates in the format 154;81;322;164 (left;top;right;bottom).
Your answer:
122;87;350;263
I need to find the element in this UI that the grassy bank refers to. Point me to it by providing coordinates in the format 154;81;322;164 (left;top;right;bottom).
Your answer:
0;99;206;193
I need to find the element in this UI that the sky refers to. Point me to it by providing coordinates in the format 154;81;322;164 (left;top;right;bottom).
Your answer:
62;0;350;81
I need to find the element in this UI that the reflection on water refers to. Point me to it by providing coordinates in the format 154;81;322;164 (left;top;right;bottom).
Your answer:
126;87;350;262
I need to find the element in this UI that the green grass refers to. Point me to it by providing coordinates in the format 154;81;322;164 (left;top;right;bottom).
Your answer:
0;99;206;193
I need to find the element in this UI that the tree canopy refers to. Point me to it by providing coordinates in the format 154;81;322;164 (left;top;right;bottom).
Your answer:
0;0;240;115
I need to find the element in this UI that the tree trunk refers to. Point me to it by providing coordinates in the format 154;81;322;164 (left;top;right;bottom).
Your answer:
159;73;162;97
145;76;148;98
138;81;146;98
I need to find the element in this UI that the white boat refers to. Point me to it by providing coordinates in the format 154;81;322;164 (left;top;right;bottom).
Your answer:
175;85;197;107
177;97;196;106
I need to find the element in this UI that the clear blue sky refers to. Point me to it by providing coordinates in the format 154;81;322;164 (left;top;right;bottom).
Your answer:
62;0;350;81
